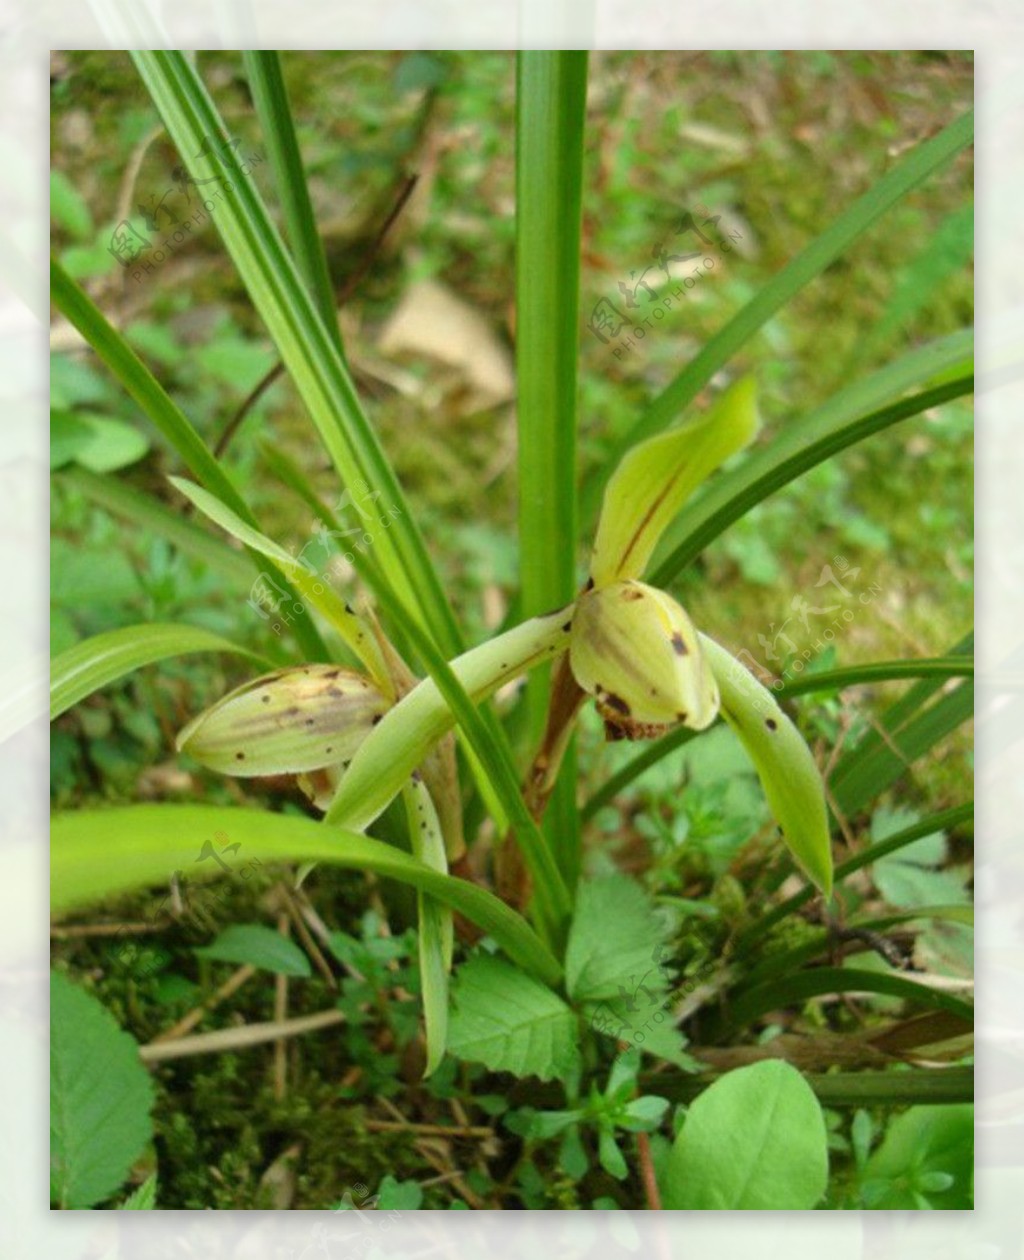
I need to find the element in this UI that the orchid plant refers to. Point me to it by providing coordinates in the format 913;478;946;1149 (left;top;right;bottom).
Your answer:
172;376;833;1069
49;49;972;1208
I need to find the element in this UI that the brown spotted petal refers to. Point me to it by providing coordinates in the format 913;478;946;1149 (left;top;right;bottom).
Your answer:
568;580;719;739
176;664;389;776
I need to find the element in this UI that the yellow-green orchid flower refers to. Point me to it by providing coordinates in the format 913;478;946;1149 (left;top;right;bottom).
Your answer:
566;377;832;895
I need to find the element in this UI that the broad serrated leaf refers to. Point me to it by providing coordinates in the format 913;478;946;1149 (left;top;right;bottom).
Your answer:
50;971;155;1209
590;377;758;586
662;1060;829;1209
194;924;312;977
565;875;673;1003
447;955;579;1081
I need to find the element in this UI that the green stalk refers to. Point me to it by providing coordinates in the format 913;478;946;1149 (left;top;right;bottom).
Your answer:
323;609;575;918
515;50;589;888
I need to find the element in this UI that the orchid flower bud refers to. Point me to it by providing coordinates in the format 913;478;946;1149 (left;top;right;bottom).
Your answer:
176;664;389;776
568;579;719;740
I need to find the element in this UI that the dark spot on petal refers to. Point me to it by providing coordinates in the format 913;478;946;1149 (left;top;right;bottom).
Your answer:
262;695;271;704
371;714;382;725
766;718;778;731
584;576;595;591
676;711;687;723
621;586;644;601
325;747;333;755
235;752;245;761
345;603;355;614
562;620;572;632
328;685;346;698
670;633;688;656
285;705;301;716
306;717;316;727
324;668;342;679
603;692;631;716
411;769;422;782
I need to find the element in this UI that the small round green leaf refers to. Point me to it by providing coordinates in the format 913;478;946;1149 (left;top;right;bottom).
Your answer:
662;1060;829;1209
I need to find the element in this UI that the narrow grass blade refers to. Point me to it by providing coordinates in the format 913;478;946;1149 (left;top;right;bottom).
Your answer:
58;467;253;586
170;477;392;693
716;967;972;1037
740;801;973;946
853;202;974;370
830;681;974;819
583;108;975;523
51;258;248;520
51;804;562;987
829;632;974;819
51;624;270;721
241;52;343;357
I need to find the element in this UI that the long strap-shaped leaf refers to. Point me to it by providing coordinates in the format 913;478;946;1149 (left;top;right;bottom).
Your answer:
241;51;343;360
131;51;461;658
51;804;562;988
582;107;974;524
51;624;270;721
